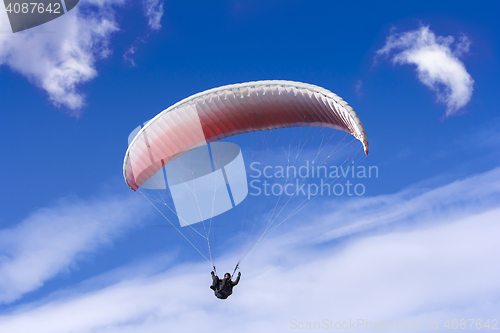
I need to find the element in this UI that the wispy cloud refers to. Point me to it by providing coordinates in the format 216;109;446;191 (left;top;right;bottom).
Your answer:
301;166;500;243
462;117;500;150
354;80;362;97
1;168;499;332
123;36;146;67
142;0;164;31
376;26;474;118
123;0;164;66
0;193;149;305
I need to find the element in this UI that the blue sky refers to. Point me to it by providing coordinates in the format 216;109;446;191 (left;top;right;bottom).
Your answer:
1;1;500;332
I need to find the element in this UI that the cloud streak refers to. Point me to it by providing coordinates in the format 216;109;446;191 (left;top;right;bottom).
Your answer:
1;167;499;332
142;0;164;31
0;193;149;305
376;26;474;117
123;0;164;66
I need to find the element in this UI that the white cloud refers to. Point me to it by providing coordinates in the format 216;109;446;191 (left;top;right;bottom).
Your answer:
0;193;150;305
0;1;123;115
297;166;500;244
1;167;499;332
142;0;164;31
376;26;474;118
0;0;163;115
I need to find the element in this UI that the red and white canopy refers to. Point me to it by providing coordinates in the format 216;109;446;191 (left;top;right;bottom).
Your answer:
123;80;368;191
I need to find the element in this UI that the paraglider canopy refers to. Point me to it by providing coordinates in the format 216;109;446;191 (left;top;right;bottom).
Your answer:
123;80;368;191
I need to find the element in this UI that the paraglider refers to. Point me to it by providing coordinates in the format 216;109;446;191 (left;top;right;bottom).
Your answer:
210;270;241;300
123;80;368;298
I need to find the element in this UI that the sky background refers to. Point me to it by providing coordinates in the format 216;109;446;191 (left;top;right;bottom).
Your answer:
1;1;500;332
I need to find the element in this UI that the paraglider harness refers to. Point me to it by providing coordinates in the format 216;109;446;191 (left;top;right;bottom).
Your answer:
212;263;240;300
